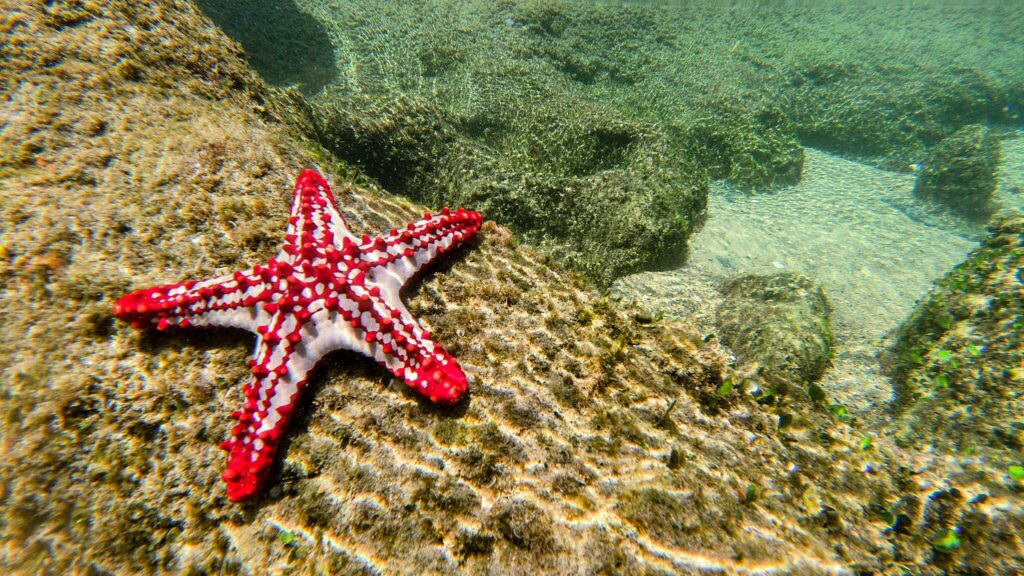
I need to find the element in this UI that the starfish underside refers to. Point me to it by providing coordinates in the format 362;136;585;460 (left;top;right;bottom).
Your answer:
114;169;482;501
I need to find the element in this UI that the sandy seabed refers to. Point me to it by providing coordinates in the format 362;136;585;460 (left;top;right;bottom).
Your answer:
615;136;1024;425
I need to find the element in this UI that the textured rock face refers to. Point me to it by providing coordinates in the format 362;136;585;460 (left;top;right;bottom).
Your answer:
913;124;1002;221
878;216;1024;571
1;2;1022;575
884;215;1024;455
683;118;805;192
276;90;708;288
715;273;834;392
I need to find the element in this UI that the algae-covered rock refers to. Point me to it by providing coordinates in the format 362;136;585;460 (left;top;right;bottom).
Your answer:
715;273;834;391
294;92;707;287
780;61;1015;171
913;124;1002;221
680;115;805;192
883;214;1024;455
194;0;1024;278
200;0;1024;182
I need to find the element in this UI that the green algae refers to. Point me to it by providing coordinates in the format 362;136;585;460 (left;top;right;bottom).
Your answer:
275;90;708;287
202;1;1018;285
914;124;1002;222
249;0;1022;176
884;214;1024;458
716;272;834;390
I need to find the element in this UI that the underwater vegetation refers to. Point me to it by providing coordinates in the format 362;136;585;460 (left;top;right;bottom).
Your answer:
884;213;1024;458
913;123;1002;222
199;0;1024;286
715;272;834;393
273;89;708;287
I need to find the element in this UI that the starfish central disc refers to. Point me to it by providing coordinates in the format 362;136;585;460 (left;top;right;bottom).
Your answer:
113;169;482;501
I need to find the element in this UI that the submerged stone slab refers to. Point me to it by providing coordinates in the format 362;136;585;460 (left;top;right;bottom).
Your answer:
913;123;1002;222
715;272;834;393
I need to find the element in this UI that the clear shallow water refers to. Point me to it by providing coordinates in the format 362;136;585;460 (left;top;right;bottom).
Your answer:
613;146;1001;425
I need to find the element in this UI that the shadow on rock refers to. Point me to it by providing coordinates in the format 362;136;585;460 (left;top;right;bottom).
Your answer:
194;0;337;96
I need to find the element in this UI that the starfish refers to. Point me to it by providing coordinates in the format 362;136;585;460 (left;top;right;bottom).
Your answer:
113;169;482;501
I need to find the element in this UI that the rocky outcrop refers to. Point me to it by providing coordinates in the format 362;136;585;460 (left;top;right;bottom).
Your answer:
715;273;834;393
883;214;1024;455
913;124;1002;222
682;115;805;192
299;92;708;287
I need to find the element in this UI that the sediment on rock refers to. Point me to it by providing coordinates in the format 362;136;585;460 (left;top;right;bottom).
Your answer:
913;123;1002;222
715;272;834;392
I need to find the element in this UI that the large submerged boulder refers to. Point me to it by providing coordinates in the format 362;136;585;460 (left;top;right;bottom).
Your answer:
681;114;805;192
913;123;1002;222
715;272;834;394
295;92;708;287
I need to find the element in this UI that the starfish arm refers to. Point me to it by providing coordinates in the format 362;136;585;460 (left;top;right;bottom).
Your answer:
329;286;469;405
276;169;357;264
380;320;468;406
113;268;272;332
219;310;329;501
362;208;482;292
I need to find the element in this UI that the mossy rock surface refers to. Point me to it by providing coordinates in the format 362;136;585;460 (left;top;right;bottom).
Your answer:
677;114;804;192
913;124;1002;222
294;92;707;287
883;214;1024;457
715;272;834;391
277;0;1023;175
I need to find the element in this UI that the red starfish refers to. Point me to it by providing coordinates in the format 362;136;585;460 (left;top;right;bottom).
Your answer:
113;169;481;501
